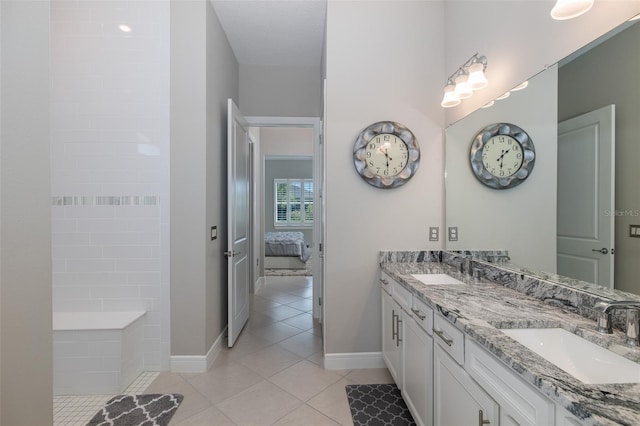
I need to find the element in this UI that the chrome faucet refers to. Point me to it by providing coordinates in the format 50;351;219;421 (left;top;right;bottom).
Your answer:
593;301;640;347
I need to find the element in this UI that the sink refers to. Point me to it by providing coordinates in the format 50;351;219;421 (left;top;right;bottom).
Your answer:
502;328;640;384
411;274;465;286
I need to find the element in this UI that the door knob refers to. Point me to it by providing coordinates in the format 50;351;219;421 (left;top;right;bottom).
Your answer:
592;248;609;254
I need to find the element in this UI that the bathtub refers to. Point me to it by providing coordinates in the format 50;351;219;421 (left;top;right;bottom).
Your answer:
53;311;146;395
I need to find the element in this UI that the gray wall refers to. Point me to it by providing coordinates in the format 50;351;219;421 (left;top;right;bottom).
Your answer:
558;22;640;294
265;159;313;244
324;1;446;357
0;1;53;424
240;64;321;117
170;0;239;357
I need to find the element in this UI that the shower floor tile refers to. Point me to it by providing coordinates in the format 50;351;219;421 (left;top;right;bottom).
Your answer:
53;371;159;425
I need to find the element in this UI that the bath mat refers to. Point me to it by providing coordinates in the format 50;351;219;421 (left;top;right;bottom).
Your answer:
265;256;313;276
86;393;183;426
345;384;416;426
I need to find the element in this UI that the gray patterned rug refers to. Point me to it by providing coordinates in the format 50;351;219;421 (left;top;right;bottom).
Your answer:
86;393;183;426
345;384;416;426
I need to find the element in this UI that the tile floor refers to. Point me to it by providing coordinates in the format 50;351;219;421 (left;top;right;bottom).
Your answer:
54;275;394;425
149;275;393;425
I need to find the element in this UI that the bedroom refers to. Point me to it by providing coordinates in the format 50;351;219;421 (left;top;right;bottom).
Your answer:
255;127;315;279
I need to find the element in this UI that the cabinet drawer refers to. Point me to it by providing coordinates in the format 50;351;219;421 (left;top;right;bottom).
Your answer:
433;313;464;365
410;296;433;335
466;339;555;426
391;278;412;312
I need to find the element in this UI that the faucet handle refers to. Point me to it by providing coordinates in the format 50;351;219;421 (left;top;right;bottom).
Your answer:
625;309;640;347
596;311;613;334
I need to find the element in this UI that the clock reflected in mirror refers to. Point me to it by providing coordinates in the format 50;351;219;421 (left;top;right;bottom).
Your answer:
470;122;535;190
353;121;420;189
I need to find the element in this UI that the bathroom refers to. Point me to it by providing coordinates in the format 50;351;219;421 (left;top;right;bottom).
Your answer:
2;1;640;424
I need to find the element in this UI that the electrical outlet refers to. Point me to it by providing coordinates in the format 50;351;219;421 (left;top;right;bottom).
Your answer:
429;227;439;241
210;226;217;240
448;226;458;241
630;224;640;238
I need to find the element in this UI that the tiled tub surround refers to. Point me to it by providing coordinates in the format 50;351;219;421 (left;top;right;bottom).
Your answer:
380;251;640;426
53;311;146;395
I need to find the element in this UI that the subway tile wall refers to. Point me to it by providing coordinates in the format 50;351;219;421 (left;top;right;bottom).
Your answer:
50;1;170;371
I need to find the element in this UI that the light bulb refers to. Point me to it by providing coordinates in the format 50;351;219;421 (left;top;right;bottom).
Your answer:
467;63;488;91
441;84;461;108
454;73;473;99
550;0;594;20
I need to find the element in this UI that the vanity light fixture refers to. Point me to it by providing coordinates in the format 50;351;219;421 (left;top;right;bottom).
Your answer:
550;0;594;20
441;53;488;108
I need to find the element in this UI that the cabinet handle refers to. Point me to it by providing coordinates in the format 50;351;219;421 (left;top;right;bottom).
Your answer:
433;329;453;347
392;310;397;341
411;308;426;320
396;318;402;347
478;409;490;425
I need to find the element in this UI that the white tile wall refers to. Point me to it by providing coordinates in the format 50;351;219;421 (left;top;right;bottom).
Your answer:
51;0;170;372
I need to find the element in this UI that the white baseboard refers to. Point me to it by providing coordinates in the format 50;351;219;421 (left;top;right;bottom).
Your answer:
254;276;266;294
170;326;227;373
323;352;385;370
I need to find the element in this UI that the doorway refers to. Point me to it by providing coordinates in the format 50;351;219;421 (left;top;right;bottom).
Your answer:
246;117;324;330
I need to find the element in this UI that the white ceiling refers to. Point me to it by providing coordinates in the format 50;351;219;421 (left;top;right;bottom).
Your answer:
212;0;327;68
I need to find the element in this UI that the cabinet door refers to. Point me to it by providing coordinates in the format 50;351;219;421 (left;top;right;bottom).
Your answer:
434;345;499;426
403;312;434;426
381;288;402;387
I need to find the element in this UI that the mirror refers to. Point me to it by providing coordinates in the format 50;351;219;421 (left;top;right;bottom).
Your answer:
445;19;640;296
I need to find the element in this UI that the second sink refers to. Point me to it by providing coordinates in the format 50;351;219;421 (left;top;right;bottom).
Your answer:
502;328;640;384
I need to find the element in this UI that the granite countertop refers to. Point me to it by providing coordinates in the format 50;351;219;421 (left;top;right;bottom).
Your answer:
380;261;640;426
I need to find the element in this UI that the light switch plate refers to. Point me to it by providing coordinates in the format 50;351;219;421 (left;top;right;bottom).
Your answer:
429;227;439;241
448;226;458;241
211;226;217;240
630;224;640;238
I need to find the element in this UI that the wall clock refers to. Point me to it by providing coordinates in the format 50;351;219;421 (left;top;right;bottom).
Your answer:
353;121;420;189
469;122;535;190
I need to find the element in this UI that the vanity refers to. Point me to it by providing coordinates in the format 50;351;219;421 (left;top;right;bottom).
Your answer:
380;251;640;426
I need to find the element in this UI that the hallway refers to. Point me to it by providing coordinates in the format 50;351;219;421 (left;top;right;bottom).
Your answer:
145;276;393;425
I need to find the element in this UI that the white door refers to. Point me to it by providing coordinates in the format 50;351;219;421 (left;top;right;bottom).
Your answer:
313;88;325;322
227;99;251;347
557;105;615;288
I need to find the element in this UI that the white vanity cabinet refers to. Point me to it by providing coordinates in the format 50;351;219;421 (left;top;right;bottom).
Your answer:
466;339;555;426
380;271;578;426
433;311;499;426
402;297;434;426
381;282;403;388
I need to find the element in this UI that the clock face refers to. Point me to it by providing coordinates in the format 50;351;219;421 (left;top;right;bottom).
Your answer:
481;135;524;178
365;133;409;178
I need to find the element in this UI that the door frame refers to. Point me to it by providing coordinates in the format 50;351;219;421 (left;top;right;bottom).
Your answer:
245;116;325;324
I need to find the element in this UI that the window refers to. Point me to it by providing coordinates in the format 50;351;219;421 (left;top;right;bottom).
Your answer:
275;179;313;227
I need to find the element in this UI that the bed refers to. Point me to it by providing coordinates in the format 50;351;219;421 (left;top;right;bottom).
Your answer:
264;231;311;269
